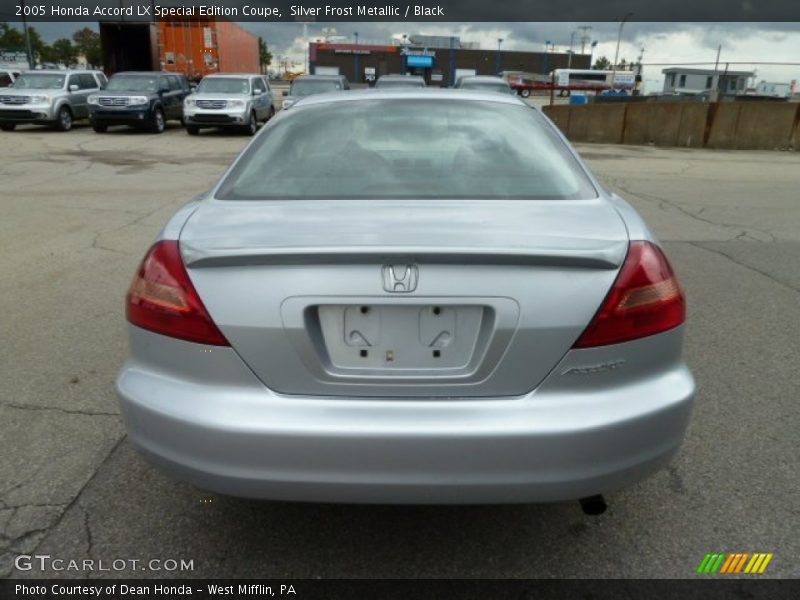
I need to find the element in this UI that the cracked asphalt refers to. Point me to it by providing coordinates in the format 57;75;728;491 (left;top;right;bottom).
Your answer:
1;124;798;579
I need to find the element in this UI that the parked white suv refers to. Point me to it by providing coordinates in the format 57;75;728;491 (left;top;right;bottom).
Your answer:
183;73;275;136
0;69;107;131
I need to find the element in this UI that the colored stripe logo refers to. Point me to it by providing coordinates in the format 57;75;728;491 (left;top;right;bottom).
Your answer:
697;552;773;574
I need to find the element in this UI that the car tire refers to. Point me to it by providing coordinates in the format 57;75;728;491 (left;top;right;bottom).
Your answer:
0;123;15;131
520;89;531;98
54;106;73;131
150;108;166;134
266;106;275;121
243;111;257;136
92;123;107;133
186;125;199;136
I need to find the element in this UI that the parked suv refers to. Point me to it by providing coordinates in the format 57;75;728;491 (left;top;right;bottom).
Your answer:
88;71;190;133
183;73;275;136
0;69;20;88
0;70;106;131
281;74;349;110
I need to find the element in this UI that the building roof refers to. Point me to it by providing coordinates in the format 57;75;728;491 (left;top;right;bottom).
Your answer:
662;67;754;77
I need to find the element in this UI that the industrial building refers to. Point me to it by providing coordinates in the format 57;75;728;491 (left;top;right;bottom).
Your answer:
100;19;259;79
309;36;590;86
662;67;754;96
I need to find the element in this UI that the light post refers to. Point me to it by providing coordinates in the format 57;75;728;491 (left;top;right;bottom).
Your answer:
612;12;633;86
543;40;551;76
589;40;597;67
567;31;577;69
496;38;503;75
354;31;360;83
19;0;35;69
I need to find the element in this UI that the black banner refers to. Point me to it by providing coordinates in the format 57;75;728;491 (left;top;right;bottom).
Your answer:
3;579;800;600
1;0;800;22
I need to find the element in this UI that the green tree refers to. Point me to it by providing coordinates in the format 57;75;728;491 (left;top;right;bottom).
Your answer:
49;38;78;67
592;56;611;70
0;22;26;49
72;27;101;68
258;37;272;74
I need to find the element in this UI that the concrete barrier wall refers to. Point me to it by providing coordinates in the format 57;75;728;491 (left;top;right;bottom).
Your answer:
542;101;800;151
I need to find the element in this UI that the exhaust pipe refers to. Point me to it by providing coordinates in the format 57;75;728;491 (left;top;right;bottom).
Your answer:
579;495;607;515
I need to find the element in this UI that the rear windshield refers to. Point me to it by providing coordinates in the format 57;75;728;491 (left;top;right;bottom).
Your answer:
197;77;250;94
13;74;65;89
216;99;597;201
289;79;342;96
460;81;513;93
106;75;158;92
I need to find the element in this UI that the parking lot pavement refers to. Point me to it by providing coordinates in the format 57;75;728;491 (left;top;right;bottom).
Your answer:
1;127;798;578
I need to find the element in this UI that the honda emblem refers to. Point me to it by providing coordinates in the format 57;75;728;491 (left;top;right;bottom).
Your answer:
382;264;418;293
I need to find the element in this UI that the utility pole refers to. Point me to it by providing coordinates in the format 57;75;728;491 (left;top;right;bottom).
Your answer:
496;38;503;75
567;31;577;69
578;26;592;55
712;44;722;91
612;12;633;86
20;0;35;70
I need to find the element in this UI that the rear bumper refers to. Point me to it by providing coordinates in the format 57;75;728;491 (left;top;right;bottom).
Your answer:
116;327;695;504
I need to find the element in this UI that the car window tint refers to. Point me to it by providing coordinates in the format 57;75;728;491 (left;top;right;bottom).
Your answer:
217;99;597;201
167;75;181;91
79;74;97;89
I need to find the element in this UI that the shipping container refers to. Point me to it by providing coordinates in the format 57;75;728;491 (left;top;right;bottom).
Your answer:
100;19;259;79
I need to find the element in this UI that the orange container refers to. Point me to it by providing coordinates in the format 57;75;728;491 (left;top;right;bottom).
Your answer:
158;19;259;80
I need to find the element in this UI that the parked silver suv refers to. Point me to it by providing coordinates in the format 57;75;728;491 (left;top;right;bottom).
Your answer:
0;69;107;131
183;73;275;136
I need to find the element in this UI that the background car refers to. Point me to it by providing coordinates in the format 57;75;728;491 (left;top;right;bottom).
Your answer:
88;72;190;133
183;73;275;136
454;75;514;94
0;69;20;88
117;89;695;507
281;74;349;110
0;70;106;131
375;74;427;89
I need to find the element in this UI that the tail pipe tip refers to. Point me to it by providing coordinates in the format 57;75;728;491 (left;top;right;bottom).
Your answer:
579;494;607;516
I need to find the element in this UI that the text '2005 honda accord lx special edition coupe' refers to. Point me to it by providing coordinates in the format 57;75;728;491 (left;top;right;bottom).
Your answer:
117;89;695;510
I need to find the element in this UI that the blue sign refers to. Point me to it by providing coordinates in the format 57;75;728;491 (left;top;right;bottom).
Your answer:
406;55;434;68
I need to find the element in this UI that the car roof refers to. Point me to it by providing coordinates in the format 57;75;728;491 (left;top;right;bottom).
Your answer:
294;74;345;81
458;75;509;83
111;71;181;76
202;73;262;78
293;88;528;108
22;69;101;75
378;74;424;80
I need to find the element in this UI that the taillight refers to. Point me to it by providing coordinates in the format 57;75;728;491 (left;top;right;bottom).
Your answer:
126;240;229;346
573;241;685;348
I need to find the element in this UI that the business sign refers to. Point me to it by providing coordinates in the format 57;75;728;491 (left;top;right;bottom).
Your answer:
407;55;434;68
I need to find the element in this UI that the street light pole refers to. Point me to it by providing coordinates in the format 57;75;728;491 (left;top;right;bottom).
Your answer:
354;31;359;83
612;12;633;86
543;40;551;77
567;31;578;69
496;38;503;74
20;0;35;69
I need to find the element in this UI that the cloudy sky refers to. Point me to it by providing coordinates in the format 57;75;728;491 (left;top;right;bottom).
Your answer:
27;21;800;92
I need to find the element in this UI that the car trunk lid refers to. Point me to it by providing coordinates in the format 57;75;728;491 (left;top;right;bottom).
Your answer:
179;198;629;398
